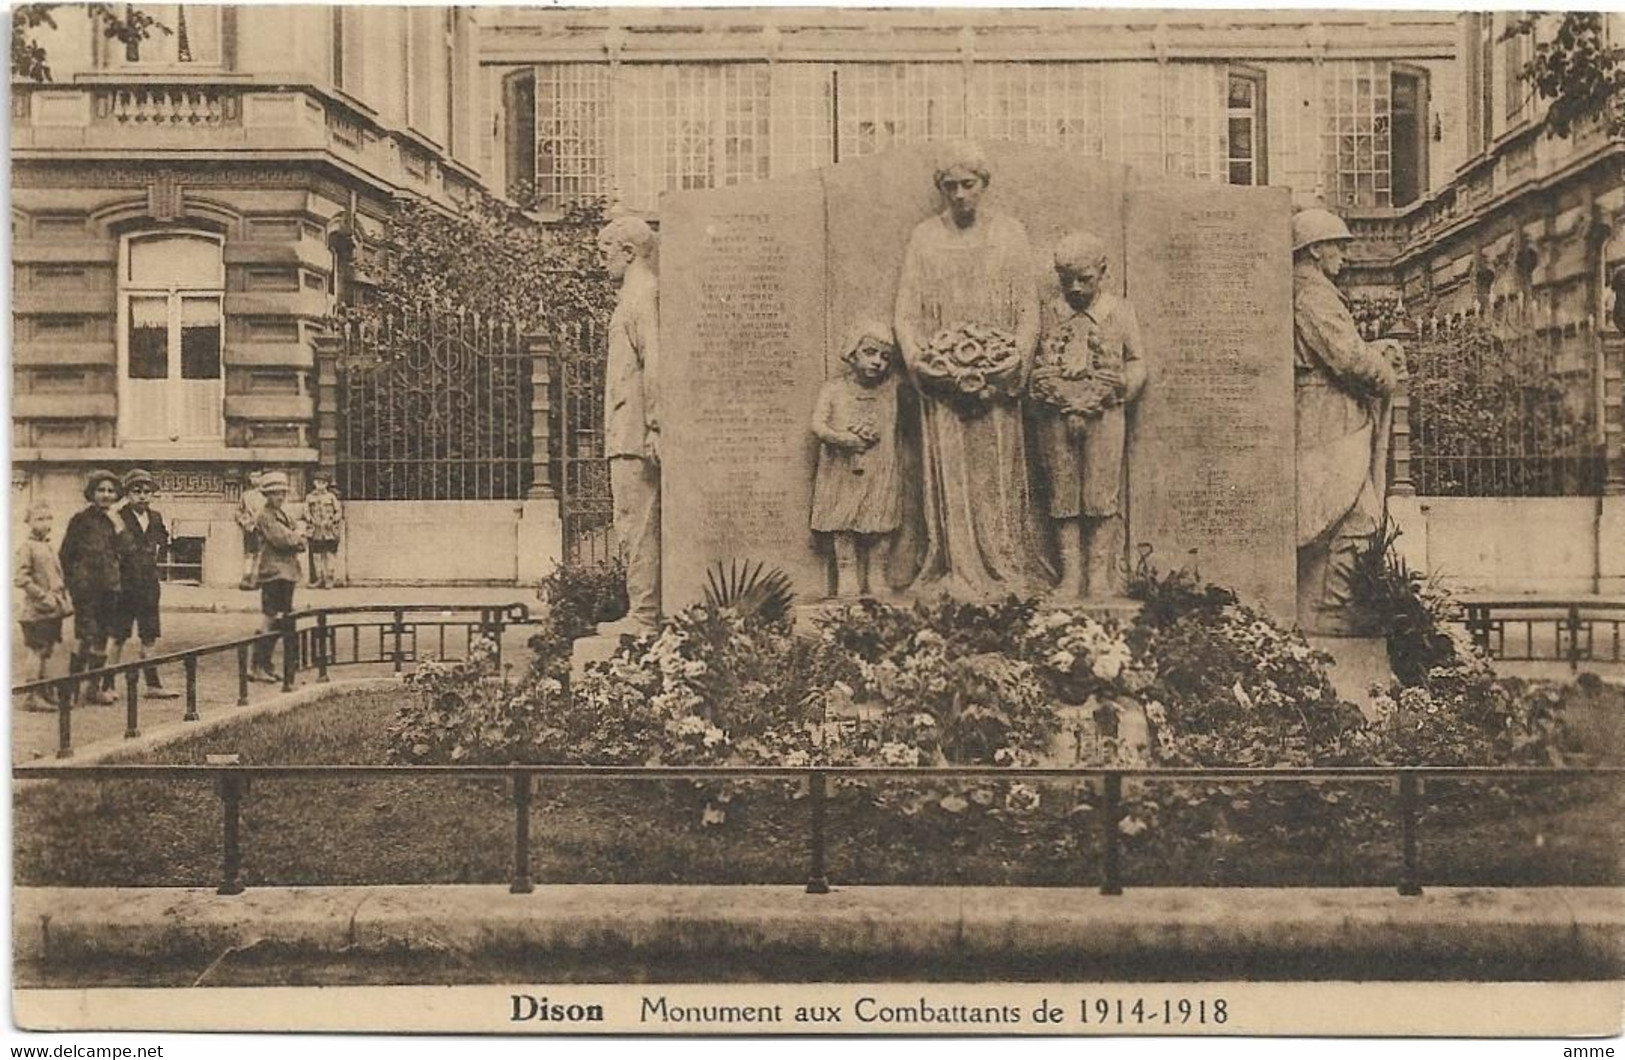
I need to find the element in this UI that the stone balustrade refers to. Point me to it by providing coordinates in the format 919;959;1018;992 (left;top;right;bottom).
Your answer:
94;86;241;127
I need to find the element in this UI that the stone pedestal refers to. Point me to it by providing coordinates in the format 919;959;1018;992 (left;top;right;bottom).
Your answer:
516;497;563;585
1308;635;1394;722
569;632;624;681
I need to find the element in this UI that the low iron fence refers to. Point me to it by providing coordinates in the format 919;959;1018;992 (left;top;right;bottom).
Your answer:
10;762;1620;898
1462;600;1625;669
10;603;533;760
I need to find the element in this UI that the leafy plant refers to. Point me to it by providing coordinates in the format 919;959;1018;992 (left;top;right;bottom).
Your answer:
526;558;629;683
13;4;168;83
334;193;614;358
1346;514;1461;686
1407;316;1595;497
1503;13;1625;140
702;560;796;629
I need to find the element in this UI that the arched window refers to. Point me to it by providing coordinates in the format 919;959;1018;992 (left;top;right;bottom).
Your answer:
118;231;225;445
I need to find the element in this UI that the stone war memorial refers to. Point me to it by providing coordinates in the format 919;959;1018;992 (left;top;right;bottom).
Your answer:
660;142;1298;619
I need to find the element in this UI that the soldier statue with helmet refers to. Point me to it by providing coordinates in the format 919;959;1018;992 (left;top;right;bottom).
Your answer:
1291;207;1406;634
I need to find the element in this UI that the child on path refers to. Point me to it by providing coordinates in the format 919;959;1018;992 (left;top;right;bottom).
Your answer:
236;470;266;590
13;502;72;712
250;471;306;683
809;320;903;599
303;472;343;588
58;469;124;705
104;468;180;699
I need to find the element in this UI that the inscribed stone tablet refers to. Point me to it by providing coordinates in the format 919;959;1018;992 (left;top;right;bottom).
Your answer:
1124;183;1297;618
659;175;830;609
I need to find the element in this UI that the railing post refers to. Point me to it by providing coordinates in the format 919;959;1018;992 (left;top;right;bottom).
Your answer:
281;615;297;693
1388;375;1416;498
55;679;73;760
183;654;200;722
236;643;250;706
1398;772;1423;896
526;331;557;501
1567;604;1583;672
393;609;405;674
806;771;830;894
1600;332;1622;496
510;772;534;895
123;668;141;739
1100;772;1123;896
217;773;247;896
1465;605;1492;654
315;611;330;682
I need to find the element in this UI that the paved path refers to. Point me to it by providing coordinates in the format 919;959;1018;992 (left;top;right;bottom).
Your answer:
11;584;542;763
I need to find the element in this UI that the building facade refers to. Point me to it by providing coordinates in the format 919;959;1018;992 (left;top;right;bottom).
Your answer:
483;9;1463;218
1376;12;1625;594
11;5;489;584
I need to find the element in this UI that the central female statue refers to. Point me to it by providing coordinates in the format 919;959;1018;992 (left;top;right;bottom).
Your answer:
893;143;1052;599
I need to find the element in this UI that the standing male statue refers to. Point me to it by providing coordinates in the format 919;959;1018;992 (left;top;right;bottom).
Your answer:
597;217;662;631
1292;208;1402;633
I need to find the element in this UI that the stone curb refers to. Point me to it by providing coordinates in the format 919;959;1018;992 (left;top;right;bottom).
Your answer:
15;885;1624;970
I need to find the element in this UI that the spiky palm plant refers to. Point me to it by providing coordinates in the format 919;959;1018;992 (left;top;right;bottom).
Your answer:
703;559;795;628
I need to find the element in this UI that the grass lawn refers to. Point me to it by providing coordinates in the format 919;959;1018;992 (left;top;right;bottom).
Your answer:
14;689;1623;889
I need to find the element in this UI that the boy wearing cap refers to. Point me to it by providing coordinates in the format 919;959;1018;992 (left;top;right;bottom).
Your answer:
105;468;179;699
250;471;306;683
14;502;72;711
58;469;124;705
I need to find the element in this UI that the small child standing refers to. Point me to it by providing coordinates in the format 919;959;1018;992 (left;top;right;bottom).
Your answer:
303;473;343;589
809;320;903;599
249;471;306;683
13;503;72;712
236;470;266;590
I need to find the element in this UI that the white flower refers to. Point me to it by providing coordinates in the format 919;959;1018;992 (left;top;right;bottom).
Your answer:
880;742;920;766
782;750;810;768
676;715;707;737
1048;649;1077;672
683;659;709;679
911;712;937;728
1004;783;1041;813
702;726;727;748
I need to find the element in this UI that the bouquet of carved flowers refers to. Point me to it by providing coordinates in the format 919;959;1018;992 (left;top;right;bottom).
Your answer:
1031;317;1119;439
918;323;1022;418
1019;609;1156;704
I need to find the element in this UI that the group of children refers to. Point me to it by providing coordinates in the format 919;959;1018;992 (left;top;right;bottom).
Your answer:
810;227;1144;601
14;468;343;709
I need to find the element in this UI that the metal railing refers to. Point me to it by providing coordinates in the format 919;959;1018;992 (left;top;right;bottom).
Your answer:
10;762;1619;898
10;603;532;760
1461;600;1625;668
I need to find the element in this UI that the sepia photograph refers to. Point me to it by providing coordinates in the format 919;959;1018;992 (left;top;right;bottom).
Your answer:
6;0;1624;1041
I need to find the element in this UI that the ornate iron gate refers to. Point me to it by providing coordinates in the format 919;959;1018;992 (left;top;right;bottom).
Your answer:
336;310;533;501
555;318;615;563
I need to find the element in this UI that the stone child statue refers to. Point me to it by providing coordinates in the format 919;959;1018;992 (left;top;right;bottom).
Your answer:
597;217;662;632
809;320;902;599
1291;208;1403;633
1030;231;1147;599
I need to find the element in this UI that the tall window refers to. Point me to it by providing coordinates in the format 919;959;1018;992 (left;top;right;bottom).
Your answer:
1390;67;1428;207
119;233;225;445
1321;60;1394;208
1226;69;1266;185
118;4;221;65
1503;17;1534;124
